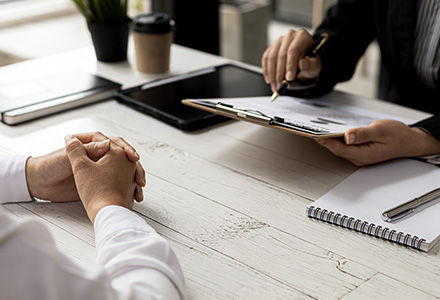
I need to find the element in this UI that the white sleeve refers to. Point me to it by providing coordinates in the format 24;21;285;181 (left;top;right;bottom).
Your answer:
94;205;187;300
0;206;187;300
0;156;32;204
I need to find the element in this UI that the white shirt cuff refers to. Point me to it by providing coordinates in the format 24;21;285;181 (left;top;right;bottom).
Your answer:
94;205;155;246
0;156;33;204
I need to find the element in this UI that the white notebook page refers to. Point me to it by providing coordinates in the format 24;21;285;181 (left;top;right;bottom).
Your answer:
309;158;440;246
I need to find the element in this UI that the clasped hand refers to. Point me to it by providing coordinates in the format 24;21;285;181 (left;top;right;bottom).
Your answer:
26;132;146;223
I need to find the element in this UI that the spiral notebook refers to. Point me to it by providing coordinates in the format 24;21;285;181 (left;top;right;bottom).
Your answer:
307;158;440;252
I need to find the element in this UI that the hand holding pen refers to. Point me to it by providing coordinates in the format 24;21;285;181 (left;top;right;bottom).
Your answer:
261;30;329;102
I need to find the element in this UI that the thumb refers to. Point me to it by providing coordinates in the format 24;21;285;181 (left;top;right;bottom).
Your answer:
298;56;321;79
65;134;90;168
85;139;111;161
344;127;375;145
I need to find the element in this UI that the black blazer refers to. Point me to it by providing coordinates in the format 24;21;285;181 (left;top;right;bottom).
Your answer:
288;0;440;139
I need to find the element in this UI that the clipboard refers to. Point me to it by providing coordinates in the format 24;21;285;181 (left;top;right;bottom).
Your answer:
182;96;417;138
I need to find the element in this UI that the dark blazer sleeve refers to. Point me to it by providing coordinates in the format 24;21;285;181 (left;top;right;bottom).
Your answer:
411;115;440;142
287;0;377;98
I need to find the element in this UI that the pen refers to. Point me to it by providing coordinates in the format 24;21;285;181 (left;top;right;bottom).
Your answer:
270;32;330;102
381;187;440;222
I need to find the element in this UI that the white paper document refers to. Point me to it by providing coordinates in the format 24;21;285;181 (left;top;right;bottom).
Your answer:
190;96;417;135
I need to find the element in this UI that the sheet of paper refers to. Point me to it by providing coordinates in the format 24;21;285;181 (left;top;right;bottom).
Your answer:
198;96;417;134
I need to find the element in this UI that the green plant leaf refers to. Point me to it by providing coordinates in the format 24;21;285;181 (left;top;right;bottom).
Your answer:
71;0;127;24
72;0;91;22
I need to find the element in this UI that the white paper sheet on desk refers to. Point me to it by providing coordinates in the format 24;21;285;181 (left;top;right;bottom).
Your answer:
196;96;417;134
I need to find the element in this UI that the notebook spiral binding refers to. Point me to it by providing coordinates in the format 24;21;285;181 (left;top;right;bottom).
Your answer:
306;206;427;250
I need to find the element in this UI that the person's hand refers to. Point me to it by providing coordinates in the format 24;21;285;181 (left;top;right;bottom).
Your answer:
26;132;146;202
74;132;146;202
65;135;137;223
316;120;440;166
262;29;322;92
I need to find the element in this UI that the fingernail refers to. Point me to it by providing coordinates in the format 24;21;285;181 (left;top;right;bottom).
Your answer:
285;71;294;81
137;185;144;200
264;75;269;84
64;134;76;143
97;139;110;149
345;133;355;145
143;173;147;187
133;149;140;160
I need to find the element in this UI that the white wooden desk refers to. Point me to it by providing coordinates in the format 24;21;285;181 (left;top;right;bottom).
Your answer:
1;45;439;300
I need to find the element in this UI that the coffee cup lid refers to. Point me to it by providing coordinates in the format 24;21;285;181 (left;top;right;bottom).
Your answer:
132;12;175;34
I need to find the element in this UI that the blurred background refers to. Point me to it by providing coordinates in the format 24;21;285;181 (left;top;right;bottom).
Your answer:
0;0;379;99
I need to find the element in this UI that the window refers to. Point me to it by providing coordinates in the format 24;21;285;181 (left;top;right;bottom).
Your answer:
272;0;336;28
0;0;75;28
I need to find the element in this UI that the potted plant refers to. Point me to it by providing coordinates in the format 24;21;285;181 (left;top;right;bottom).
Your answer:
72;0;130;62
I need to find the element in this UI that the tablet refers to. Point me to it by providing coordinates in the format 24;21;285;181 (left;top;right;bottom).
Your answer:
115;64;271;130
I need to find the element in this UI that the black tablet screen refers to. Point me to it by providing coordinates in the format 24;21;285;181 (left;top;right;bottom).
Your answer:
117;64;272;130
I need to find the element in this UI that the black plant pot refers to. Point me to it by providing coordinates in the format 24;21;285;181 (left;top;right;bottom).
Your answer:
88;21;130;62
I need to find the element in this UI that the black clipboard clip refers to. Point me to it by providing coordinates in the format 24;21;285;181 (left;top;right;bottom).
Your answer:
216;102;274;125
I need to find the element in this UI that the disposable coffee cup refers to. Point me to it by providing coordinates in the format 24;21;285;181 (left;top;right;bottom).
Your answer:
132;12;175;74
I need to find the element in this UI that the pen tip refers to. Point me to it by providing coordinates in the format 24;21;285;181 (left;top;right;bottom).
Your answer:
270;92;279;102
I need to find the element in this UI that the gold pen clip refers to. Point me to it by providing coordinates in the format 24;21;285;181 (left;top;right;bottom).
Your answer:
309;32;330;56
